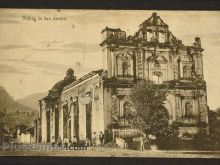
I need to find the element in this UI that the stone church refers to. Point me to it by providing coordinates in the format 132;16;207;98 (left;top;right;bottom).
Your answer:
38;13;209;143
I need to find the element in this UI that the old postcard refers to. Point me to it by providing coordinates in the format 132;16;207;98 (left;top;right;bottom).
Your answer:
0;9;220;158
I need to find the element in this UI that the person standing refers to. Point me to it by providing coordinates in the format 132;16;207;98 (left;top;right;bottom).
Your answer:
140;134;145;151
92;132;97;147
71;136;77;147
86;137;91;147
99;132;105;147
57;137;62;147
95;132;100;146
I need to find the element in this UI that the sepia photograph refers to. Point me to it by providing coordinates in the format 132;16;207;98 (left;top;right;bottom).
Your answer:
0;9;220;158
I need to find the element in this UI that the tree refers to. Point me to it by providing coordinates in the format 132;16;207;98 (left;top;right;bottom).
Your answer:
128;80;171;139
208;106;218;134
215;107;220;116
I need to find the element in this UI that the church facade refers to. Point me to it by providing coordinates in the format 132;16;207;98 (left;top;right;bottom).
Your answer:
38;13;209;143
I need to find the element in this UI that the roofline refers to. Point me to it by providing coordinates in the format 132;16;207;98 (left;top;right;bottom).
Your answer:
62;70;106;93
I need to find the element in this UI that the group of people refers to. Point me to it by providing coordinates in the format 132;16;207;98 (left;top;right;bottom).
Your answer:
55;131;105;148
91;131;104;147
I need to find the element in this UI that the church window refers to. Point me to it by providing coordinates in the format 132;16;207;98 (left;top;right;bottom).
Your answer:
158;30;166;43
147;31;153;42
151;32;157;42
139;32;143;39
185;102;193;117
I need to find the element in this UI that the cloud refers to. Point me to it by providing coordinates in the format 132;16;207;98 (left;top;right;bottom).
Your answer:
28;60;71;70
208;39;220;47
0;44;31;50
62;42;100;53
0;64;29;74
31;48;61;52
1;57;69;70
0;57;96;77
38;40;62;45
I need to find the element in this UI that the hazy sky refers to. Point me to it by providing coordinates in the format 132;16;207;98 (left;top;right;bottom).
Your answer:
0;9;219;109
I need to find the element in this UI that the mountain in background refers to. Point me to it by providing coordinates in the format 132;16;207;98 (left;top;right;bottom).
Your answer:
0;86;36;113
0;86;38;127
17;91;48;110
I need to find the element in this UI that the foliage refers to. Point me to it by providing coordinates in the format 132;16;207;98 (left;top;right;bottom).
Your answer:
128;80;173;139
207;107;218;133
215;107;220;116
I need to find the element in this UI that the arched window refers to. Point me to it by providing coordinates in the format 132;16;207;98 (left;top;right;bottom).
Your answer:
183;65;191;78
139;32;143;40
150;32;157;42
185;102;193;117
152;71;163;84
158;30;166;43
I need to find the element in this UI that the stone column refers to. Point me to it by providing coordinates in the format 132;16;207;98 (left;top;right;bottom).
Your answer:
70;104;75;138
91;85;96;133
98;81;105;132
78;103;86;140
41;105;47;143
50;108;55;143
91;99;97;133
59;106;63;141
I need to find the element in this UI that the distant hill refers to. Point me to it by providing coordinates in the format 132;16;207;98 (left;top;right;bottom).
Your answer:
0;86;35;113
0;86;40;128
17;91;48;110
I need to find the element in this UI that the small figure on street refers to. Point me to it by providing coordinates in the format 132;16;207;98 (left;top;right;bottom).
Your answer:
63;137;69;148
99;131;105;147
92;132;97;147
57;137;62;147
86;137;91;147
140;134;145;151
71;136;78;147
51;136;56;147
95;132;101;146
